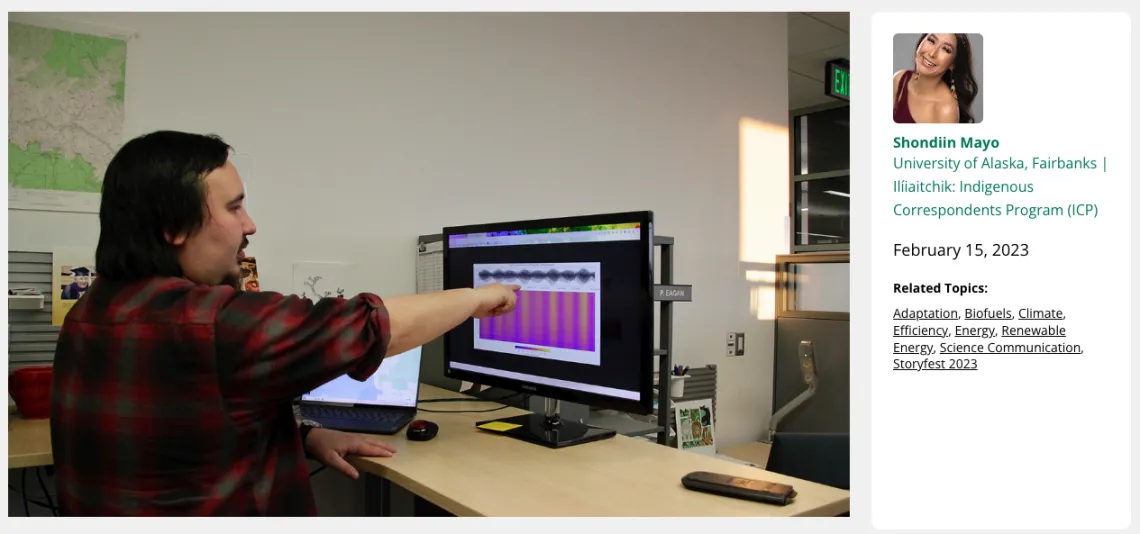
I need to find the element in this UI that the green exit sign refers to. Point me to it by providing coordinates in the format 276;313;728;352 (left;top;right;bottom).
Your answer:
825;59;850;101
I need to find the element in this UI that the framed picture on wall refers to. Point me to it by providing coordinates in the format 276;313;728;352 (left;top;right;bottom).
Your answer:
52;246;96;325
239;257;260;292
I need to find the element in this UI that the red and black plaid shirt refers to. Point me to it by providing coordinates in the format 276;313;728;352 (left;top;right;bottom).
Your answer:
50;276;391;516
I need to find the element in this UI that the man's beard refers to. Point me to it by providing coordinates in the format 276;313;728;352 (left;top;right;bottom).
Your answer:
223;270;242;290
228;238;250;290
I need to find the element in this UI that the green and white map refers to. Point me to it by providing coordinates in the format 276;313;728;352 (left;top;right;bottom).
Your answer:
8;20;128;212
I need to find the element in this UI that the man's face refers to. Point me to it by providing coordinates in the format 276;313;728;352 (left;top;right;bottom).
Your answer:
172;160;257;287
75;274;90;288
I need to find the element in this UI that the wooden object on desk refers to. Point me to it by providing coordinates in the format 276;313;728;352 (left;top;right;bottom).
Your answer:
350;384;850;517
9;411;53;468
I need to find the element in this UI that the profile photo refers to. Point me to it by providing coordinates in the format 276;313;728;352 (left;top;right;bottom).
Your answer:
892;33;983;124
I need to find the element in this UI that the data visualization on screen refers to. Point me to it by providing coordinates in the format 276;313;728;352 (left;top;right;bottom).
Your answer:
443;213;654;414
473;262;602;366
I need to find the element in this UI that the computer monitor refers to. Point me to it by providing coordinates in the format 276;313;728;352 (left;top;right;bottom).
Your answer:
442;210;655;448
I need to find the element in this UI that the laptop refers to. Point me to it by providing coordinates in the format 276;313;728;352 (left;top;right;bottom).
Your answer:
297;346;423;434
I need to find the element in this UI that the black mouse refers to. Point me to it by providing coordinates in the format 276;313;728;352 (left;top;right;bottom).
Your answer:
406;419;439;441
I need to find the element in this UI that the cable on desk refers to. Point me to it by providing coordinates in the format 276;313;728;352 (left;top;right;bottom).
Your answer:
416;394;532;414
418;391;523;404
416;405;511;414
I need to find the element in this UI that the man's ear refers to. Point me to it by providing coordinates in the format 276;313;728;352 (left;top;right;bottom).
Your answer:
165;231;187;246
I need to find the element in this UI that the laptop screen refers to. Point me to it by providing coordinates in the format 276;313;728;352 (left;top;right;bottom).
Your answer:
302;346;423;408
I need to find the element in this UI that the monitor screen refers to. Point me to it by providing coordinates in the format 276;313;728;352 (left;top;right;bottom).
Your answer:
442;211;655;414
302;346;423;408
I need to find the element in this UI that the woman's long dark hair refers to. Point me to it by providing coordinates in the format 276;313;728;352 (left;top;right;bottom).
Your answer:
916;33;978;123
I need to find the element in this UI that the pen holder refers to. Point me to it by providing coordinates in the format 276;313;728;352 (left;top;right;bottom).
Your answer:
669;374;689;398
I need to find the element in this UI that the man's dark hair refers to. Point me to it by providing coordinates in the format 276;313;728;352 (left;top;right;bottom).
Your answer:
96;130;232;281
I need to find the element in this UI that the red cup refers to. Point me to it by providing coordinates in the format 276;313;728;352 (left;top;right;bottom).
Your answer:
9;365;53;419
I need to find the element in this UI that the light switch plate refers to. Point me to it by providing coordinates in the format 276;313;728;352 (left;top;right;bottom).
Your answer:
726;332;745;357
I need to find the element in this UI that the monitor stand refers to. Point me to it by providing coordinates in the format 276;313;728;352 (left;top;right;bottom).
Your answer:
476;398;616;449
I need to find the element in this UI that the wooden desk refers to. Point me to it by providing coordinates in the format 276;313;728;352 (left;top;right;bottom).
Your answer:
6;385;850;517
8;413;53;469
350;384;850;517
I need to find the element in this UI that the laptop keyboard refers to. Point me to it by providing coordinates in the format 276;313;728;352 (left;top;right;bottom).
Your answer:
300;405;406;423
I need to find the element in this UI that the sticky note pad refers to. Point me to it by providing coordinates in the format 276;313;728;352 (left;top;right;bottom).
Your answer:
478;421;521;432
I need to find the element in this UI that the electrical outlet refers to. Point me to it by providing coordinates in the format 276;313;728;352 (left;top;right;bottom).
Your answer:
726;332;737;357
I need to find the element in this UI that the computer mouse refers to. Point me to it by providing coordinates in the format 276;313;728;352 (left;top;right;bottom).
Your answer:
406;419;439;441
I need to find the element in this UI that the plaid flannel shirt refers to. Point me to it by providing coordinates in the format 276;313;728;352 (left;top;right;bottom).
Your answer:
50;276;391;516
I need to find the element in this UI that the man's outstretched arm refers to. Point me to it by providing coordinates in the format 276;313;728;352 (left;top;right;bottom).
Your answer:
214;283;519;419
380;288;479;356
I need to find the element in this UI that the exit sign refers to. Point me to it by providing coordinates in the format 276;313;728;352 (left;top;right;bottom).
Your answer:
825;59;850;101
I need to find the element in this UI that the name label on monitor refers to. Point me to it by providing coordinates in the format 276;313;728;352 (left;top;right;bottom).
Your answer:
654;285;692;302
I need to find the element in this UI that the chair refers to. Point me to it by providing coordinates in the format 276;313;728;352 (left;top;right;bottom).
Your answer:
766;432;849;490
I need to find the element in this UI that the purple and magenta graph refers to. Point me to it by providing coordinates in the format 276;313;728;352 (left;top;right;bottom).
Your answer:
479;290;597;352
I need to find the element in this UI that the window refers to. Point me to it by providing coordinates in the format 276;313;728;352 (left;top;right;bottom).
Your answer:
788;261;850;313
795;174;849;246
775;253;850;320
791;103;850;252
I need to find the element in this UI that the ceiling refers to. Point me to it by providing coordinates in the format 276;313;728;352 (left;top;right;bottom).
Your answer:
788;12;850;111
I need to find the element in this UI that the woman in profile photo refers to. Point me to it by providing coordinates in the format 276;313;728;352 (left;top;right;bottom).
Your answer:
893;33;978;123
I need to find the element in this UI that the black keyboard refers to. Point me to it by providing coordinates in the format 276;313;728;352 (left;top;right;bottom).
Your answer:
301;405;406;423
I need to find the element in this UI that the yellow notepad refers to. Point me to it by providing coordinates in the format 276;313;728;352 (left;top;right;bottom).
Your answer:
478;421;521;432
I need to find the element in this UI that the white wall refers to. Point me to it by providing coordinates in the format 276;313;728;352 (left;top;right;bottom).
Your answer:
9;11;789;514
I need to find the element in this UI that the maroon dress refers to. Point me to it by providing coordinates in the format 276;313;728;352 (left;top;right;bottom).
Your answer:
893;70;916;123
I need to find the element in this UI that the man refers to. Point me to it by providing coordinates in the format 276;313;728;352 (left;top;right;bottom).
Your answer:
50;130;520;516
